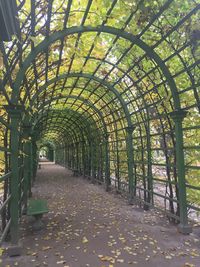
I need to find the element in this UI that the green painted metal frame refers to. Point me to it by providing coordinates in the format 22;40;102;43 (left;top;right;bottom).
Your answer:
11;26;181;108
1;0;199;249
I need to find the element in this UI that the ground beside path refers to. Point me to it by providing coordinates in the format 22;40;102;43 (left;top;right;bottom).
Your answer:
2;163;200;267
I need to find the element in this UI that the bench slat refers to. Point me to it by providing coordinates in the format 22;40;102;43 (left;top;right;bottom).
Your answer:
27;199;49;216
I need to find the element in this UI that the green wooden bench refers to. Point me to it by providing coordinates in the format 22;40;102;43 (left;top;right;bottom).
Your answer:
27;199;49;230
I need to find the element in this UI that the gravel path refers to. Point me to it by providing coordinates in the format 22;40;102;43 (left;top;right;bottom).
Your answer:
2;163;200;267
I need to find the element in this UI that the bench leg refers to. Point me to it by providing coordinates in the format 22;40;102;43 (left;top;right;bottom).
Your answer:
32;214;44;230
7;242;22;257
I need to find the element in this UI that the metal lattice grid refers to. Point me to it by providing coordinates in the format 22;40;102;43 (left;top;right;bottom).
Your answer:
0;0;199;246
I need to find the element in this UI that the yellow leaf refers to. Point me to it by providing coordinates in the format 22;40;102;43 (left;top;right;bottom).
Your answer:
190;251;199;257
117;259;124;263
165;255;172;259
82;236;88;244
184;263;195;267
57;261;66;264
0;248;4;256
42;246;51;251
99;255;115;264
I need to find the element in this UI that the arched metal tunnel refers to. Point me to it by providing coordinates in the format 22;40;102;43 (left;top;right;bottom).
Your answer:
0;0;199;254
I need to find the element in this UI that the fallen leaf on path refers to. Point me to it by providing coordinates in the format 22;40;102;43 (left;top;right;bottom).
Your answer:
42;246;51;251
98;255;115;264
0;248;4;256
184;263;195;267
56;260;66;264
116;259;124;263
82;236;88;243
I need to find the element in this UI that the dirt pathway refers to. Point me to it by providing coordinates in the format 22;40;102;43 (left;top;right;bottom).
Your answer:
2;163;200;267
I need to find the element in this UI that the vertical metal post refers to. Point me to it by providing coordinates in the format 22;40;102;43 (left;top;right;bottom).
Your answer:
65;145;67;167
82;140;86;177
5;105;23;255
67;144;69;167
63;145;66;167
125;126;135;205
32;141;37;182
88;141;92;178
146;121;153;210
66;145;68;168
69;145;72;169
50;149;54;162
116;137;120;192
170;110;192;234
76;142;79;173
91;141;96;182
99;142;103;182
65;146;67;167
18;147;23;217
29;141;33;196
104;134;111;191
72;146;76;170
67;145;69;167
22;124;32;212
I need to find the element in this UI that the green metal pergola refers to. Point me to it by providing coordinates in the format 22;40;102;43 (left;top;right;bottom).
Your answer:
0;0;200;253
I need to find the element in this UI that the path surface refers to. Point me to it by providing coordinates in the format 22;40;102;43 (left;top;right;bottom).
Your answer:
2;163;200;267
